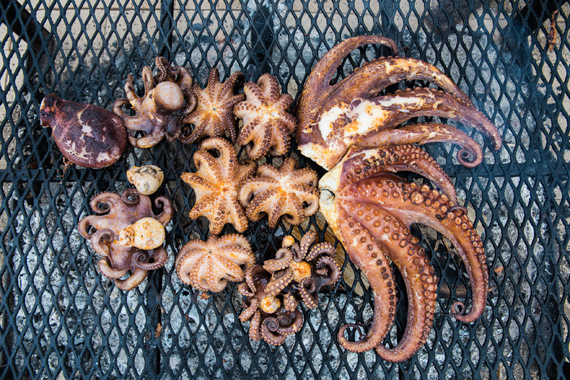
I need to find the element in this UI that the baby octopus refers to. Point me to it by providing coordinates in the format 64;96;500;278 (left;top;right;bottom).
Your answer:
238;231;340;345
78;188;172;291
114;57;196;148
238;157;319;228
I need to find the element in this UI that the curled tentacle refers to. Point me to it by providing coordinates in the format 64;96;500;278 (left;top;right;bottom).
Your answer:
238;282;255;298
90;192;122;214
121;188;141;205
305;241;335;262
315;255;341;287
239;298;259;322
359;123;484;168
133;247;168;271
260;317;287;346
78;215;98;239
114;267;148;292
153;196;173;226
276;309;304;335
90;229;115;258
263;247;293;272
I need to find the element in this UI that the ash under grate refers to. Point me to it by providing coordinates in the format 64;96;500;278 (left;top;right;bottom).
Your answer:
0;0;569;379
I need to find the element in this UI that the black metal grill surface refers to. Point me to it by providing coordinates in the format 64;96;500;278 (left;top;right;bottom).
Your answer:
1;0;569;379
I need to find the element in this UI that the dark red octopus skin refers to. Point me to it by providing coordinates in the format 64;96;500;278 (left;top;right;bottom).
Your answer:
319;146;488;362
40;94;127;168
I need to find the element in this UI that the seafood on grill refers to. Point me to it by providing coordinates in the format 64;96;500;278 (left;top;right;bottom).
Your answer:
180;68;245;144
127;165;165;195
39;94;127;168
181;137;257;235
234;74;297;160
238;157;320;228
78;188;172;291
176;234;255;292
238;231;340;345
113;57;196;148
296;36;502;361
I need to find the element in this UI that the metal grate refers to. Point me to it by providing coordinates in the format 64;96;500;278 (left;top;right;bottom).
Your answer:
1;0;569;378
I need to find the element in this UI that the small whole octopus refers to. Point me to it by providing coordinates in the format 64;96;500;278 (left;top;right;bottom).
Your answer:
78;188;172;291
238;231;340;345
114;57;196;148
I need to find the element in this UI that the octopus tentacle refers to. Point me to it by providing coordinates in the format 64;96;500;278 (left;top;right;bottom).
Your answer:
359;123;484;168
90;228;116;258
153;196;173;226
340;144;459;204
275;310;304;335
261;317;287;346
98;257;128;280
114;267;148;292
78;215;98;239
324;57;473;110
90;192;123;214
264;268;294;297
314;255;341;286
336;212;397;353
133;247;168;271
343;187;438;362
249;310;262;341
263;247;294;272
239;298;259;322
283;293;298;311
299;277;318;309
298;229;317;259
365;175;488;323
363;88;501;150
305;241;335;262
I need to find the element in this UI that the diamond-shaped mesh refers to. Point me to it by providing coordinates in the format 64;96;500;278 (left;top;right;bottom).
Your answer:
1;0;569;379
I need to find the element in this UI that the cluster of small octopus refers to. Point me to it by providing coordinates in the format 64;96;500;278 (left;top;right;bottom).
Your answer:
39;35;502;362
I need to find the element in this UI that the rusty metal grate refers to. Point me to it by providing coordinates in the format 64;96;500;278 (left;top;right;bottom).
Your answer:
1;0;569;379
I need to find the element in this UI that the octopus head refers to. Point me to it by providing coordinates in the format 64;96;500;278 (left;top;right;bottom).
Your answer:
119;217;166;250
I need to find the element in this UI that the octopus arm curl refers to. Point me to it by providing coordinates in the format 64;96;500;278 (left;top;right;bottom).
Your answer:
359;123;484;168
113;267;148;292
132;247;168;271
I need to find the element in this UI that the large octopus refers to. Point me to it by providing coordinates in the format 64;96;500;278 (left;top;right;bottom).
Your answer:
113;57;196;148
181;137;257;235
296;36;502;361
78;188;173;291
180;68;245;144
238;157;319;228
238;231;341;345
234;74;297;160
176;234;255;292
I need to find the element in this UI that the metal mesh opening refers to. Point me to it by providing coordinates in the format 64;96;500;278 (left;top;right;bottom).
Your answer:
1;0;569;378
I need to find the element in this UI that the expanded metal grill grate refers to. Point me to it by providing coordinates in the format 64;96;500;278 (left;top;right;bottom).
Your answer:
1;0;569;379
